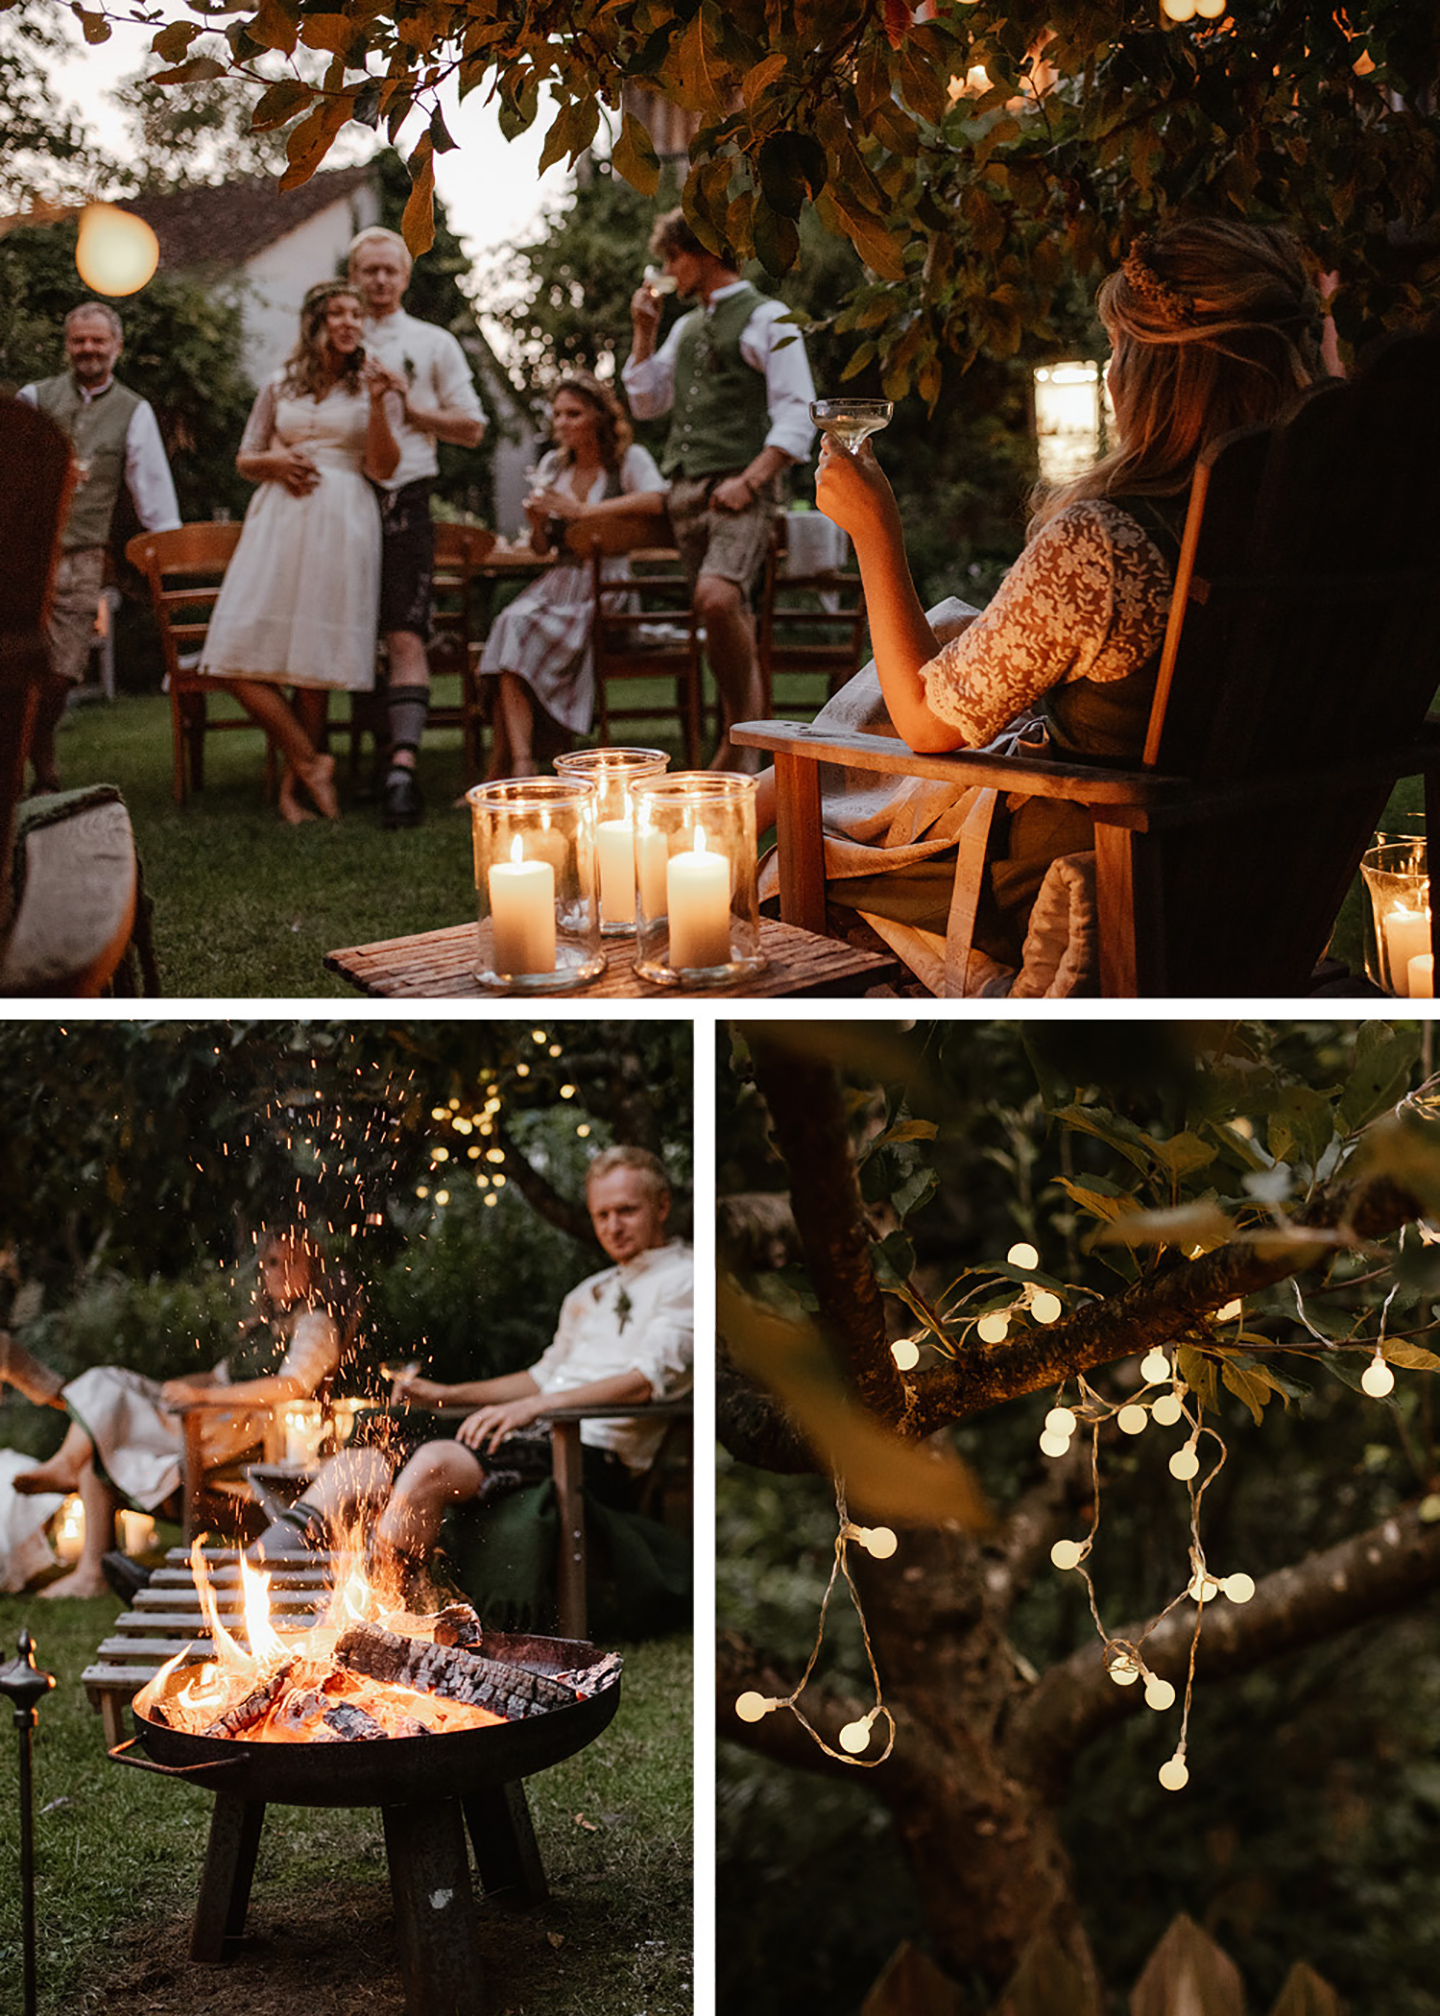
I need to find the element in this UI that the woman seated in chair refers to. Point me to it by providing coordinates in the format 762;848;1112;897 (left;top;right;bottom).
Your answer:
0;1227;350;1596
772;218;1325;985
481;372;666;778
198;283;402;822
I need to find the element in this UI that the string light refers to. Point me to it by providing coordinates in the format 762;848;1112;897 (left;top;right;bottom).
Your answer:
891;1338;921;1370
1008;1242;1040;1269
977;1312;1010;1343
1117;1404;1149;1436
733;1485;896;1769
1158;1752;1190;1791
1362;1348;1395;1398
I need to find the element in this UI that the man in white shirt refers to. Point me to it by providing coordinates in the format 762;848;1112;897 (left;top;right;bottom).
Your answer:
347;228;488;827
19;302;180;792
623;210;815;771
260;1146;693;1576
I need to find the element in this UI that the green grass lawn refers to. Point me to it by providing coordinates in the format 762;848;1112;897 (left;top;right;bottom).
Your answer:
0;1591;692;2016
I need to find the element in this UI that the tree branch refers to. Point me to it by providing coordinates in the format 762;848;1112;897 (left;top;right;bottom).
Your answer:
1008;1499;1440;1789
717;1342;815;1472
743;1025;902;1422
911;1173;1423;1435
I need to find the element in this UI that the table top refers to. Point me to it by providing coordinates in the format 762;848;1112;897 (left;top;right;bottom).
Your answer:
325;915;901;999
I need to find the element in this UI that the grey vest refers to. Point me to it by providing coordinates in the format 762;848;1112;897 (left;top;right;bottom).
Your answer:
661;285;770;480
32;373;142;551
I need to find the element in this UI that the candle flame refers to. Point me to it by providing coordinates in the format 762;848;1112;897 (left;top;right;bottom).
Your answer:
694;825;707;855
510;836;524;865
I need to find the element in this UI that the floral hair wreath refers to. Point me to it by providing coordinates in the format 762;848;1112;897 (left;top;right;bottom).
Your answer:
1121;235;1196;327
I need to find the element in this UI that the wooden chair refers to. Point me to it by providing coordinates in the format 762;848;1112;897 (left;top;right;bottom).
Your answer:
757;513;866;718
734;329;1440;996
566;511;706;769
125;522;279;805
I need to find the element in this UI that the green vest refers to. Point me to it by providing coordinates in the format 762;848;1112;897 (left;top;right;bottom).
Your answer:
662;284;770;480
32;373;142;552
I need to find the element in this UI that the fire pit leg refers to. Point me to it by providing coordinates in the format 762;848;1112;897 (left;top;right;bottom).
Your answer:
191;1795;266;1962
382;1798;486;2016
463;1781;548;1903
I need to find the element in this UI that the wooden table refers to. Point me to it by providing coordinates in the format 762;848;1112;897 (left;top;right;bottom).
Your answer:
325;914;901;998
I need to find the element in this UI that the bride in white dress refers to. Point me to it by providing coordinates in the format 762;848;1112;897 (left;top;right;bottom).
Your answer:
200;282;401;821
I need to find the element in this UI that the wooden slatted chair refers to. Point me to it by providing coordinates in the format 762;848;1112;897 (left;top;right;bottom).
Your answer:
126;522;281;804
757;513;866;718
734;329;1440;996
566;510;705;769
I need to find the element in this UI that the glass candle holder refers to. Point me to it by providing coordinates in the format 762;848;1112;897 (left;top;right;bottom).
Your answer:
467;779;605;992
1361;836;1431;996
282;1400;327;1466
630;773;765;986
553;747;670;935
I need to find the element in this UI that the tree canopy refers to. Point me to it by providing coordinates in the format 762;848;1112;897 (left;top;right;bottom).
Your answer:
719;1019;1440;2011
40;0;1440;394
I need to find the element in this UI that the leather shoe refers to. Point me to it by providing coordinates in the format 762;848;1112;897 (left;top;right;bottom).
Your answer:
382;767;423;828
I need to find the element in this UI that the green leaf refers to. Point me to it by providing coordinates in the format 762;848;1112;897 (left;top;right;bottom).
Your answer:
752;196;799;276
1051;1104;1156;1176
891;1166;937;1222
1176;1346;1218;1411
612;110;660;196
1267;1085;1338;1174
1337;1025;1422;1133
742;52;787;108
1097;1201;1236;1250
1220;1357;1282;1425
1151;1131;1219;1180
1380;1339;1440;1373
1052;1178;1139;1227
872;1230;917;1284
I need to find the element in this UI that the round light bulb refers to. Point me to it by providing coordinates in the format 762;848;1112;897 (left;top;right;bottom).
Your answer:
977;1311;1010;1344
1222;1572;1255;1604
1140;1349;1171;1383
1050;1538;1085;1571
1195;0;1225;14
1144;1676;1176;1711
735;1691;772;1723
864;1526;898;1560
1161;0;1197;18
1158;1754;1190;1791
1117;1404;1149;1436
1187;1571;1220;1603
75;203;160;296
1045;1407;1077;1437
1030;1291;1063;1325
1107;1652;1140;1687
1007;1242;1039;1270
1169;1446;1200;1482
1151;1393;1184;1427
891;1338;920;1370
838;1717;872;1754
1215;1299;1243;1323
1039;1430;1072;1459
1362;1351;1395;1398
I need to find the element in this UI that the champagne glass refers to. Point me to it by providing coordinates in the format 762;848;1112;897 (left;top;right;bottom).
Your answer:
810;397;894;455
642;264;678;297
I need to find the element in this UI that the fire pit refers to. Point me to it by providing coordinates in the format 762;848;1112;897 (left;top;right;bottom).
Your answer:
107;1545;622;2016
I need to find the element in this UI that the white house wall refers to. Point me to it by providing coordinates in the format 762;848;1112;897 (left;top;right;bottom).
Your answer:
240;186;382;384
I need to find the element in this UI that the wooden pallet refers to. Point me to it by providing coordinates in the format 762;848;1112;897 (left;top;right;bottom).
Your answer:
82;1546;338;1748
325;914;900;998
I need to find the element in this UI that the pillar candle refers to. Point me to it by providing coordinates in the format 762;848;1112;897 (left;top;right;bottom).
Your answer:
637;828;669;918
1409;952;1434;998
488;840;556;975
667;825;731;969
596;818;637;926
1385;903;1430;996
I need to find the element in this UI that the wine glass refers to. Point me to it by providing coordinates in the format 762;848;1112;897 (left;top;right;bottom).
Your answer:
810;397;894;455
642;264;678;297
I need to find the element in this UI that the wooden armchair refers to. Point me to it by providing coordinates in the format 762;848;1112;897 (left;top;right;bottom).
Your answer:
126;522;281;804
735;329;1440;996
565;511;706;768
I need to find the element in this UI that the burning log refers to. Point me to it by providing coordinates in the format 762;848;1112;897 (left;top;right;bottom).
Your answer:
432;1603;484;1649
553;1653;623;1699
334;1625;578;1720
201;1661;295;1739
323;1703;389;1742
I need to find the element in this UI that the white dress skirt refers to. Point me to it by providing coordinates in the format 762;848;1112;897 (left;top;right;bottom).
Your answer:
478;443;666;735
199;378;382;691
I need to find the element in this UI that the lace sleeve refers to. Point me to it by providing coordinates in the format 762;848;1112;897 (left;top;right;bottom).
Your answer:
238;377;281;458
917;500;1174;746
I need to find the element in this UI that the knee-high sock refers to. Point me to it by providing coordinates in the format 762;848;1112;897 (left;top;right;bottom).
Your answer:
385;681;431;766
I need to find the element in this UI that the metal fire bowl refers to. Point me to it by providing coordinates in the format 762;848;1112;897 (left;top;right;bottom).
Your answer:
116;1630;622;1807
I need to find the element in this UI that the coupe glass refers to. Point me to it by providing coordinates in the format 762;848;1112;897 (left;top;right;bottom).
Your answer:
810;397;894;454
642;265;678;296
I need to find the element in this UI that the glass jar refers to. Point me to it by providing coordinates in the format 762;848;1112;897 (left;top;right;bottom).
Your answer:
1360;835;1430;996
466;779;605;992
553;747;670;935
630;773;765;986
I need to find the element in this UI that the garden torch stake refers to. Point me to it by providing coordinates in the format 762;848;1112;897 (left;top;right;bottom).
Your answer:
0;1629;56;2016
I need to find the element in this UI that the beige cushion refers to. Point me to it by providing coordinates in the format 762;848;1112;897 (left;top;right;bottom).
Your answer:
1;789;137;995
